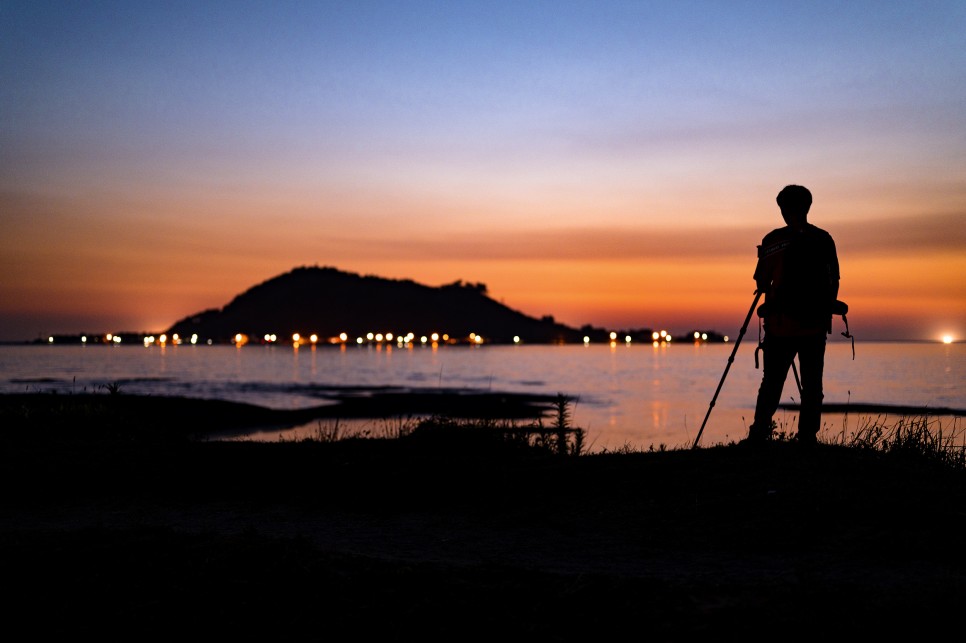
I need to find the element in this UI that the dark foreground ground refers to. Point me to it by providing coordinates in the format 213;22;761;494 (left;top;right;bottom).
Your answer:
1;393;964;640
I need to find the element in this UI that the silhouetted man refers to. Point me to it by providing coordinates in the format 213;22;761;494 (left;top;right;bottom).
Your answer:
746;185;840;445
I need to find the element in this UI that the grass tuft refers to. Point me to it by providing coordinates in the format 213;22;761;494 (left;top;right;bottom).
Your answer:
829;414;965;469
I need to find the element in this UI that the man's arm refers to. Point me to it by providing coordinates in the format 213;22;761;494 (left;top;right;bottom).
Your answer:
827;235;840;300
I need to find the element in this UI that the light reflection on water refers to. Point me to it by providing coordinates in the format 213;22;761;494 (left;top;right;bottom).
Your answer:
1;341;962;451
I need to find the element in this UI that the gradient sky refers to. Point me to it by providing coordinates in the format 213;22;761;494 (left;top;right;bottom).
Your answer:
2;0;964;342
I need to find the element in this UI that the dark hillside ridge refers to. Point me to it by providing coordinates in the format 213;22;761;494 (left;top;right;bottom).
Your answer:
165;266;607;344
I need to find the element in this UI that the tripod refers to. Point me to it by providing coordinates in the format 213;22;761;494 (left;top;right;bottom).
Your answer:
692;289;761;449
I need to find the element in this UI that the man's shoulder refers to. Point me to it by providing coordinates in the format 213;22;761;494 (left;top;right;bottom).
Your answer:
804;223;835;241
761;226;790;244
761;224;835;245
760;226;795;251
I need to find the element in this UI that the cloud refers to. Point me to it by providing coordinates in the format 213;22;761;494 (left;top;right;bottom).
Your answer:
832;212;965;255
315;211;963;263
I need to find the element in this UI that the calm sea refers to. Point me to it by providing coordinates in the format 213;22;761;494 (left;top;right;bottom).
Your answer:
1;341;962;451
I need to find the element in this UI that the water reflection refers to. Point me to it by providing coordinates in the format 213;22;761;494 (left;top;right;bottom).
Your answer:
0;342;962;451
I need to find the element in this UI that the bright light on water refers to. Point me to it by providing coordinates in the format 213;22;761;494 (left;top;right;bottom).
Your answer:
3;342;962;452
942;334;954;344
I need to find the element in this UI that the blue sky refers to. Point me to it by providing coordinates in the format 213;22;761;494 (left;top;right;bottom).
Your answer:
2;1;964;340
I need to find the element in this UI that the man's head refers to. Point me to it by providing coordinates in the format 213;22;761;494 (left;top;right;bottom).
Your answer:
776;185;812;226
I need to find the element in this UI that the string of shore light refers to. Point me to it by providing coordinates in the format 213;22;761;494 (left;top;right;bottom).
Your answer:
47;328;732;347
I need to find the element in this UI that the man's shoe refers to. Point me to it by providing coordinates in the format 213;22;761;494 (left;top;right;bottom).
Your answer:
738;429;770;448
737;436;766;448
745;423;772;442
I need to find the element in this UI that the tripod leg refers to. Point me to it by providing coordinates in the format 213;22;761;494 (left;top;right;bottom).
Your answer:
791;357;803;397
692;290;761;449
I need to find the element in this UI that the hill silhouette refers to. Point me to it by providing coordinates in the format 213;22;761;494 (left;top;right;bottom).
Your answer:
165;266;605;345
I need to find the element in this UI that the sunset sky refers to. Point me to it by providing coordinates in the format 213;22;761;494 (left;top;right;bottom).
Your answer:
2;1;964;342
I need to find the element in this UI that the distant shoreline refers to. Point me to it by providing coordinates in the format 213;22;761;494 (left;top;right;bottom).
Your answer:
0;336;956;346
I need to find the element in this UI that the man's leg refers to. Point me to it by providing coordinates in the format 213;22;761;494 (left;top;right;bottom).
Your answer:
796;332;828;443
748;334;796;440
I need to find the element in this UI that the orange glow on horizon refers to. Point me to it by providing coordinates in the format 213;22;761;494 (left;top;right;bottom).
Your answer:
1;205;962;341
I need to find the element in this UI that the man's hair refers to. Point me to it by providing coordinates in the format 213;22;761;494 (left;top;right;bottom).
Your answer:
776;184;812;211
